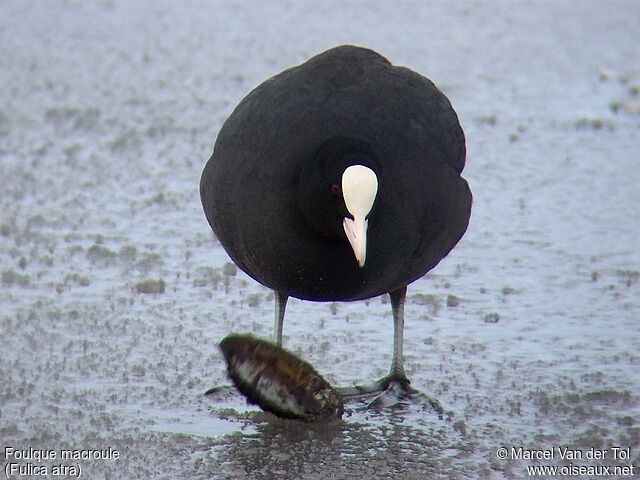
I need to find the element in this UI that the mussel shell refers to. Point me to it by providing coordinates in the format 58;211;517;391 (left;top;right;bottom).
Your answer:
220;334;343;421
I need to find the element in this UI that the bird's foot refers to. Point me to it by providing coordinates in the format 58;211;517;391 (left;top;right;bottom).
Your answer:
337;372;414;399
337;374;444;415
204;384;237;398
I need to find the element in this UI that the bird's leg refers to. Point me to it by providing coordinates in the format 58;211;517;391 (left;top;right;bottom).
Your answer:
337;286;415;398
338;286;444;414
274;291;288;346
367;285;415;397
387;286;412;388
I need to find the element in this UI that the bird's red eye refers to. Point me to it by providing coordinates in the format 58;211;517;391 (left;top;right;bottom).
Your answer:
331;184;341;195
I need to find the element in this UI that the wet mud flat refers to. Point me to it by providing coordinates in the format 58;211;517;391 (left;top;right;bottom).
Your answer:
1;1;639;478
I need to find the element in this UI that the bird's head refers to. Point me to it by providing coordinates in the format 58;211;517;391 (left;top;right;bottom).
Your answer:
297;137;379;268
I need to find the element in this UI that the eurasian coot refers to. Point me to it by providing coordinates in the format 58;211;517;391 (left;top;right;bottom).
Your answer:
201;45;471;395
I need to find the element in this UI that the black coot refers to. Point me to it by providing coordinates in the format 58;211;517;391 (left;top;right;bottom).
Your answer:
201;45;471;395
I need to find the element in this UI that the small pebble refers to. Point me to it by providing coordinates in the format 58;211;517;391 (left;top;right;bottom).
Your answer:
484;313;501;323
135;279;165;294
446;295;460;307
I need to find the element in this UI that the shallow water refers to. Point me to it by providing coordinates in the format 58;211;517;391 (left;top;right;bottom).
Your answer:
1;1;639;478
